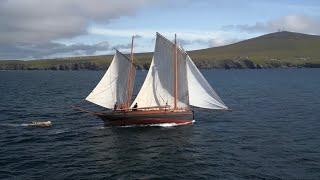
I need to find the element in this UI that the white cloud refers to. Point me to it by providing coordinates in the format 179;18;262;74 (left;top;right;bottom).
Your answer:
89;27;240;46
208;37;240;47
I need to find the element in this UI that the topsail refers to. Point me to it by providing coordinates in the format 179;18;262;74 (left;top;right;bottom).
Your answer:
86;50;135;109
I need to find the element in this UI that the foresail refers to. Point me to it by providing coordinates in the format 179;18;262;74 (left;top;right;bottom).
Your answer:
131;33;188;109
186;55;228;110
86;51;135;109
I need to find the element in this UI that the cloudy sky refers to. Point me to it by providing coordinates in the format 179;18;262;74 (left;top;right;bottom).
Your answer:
1;0;320;59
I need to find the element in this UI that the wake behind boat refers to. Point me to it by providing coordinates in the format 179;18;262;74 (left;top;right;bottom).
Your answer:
74;33;230;126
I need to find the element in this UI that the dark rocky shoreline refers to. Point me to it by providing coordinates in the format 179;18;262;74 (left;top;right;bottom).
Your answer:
1;59;319;70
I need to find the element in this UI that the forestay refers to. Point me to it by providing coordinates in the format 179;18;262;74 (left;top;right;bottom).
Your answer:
86;51;135;109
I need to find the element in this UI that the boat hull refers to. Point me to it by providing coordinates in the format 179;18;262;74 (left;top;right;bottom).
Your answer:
95;110;194;126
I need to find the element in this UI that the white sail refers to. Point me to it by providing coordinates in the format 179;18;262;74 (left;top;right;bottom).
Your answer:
186;55;228;110
132;32;227;110
86;50;135;109
131;33;188;109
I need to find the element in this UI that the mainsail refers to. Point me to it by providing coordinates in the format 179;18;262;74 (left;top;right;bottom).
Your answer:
86;50;135;109
132;33;228;110
131;33;189;109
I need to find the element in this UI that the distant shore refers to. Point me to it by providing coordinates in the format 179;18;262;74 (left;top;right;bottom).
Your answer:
1;31;320;70
0;59;319;70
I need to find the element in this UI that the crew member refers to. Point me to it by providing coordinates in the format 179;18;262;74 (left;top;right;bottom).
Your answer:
114;102;118;111
133;103;138;111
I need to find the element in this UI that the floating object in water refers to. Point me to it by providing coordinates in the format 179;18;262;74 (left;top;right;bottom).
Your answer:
27;121;52;127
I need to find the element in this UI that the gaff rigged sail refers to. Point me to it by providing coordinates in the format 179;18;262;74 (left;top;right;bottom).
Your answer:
132;33;228;110
86;51;135;109
131;33;189;109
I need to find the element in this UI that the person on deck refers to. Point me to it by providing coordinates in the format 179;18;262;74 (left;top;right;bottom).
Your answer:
133;103;138;111
114;102;118;111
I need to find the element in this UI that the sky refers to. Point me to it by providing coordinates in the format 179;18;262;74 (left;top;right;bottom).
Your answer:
0;0;320;60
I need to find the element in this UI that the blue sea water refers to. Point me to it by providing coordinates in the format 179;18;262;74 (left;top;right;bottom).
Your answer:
0;69;319;179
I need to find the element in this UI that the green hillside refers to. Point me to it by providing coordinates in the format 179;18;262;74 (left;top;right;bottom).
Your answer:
1;31;320;70
190;31;320;68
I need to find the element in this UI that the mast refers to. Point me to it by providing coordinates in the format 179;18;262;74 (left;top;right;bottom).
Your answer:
173;34;178;110
126;35;134;108
131;35;134;63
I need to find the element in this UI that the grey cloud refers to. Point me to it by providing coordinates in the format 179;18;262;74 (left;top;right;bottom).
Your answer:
0;0;162;59
0;41;131;59
0;0;160;44
224;14;320;34
112;43;132;50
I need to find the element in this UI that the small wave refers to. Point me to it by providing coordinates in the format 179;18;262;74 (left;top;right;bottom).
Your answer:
48;129;69;135
120;120;195;128
0;123;28;127
0;122;53;128
95;126;107;130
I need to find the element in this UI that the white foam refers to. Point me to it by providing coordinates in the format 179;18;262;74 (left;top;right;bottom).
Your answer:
0;123;28;127
119;120;195;128
49;129;68;135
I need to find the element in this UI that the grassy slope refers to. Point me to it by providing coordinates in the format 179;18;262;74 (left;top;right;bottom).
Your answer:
1;31;320;69
190;31;320;66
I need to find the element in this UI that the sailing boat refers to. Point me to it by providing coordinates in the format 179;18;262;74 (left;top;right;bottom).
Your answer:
76;33;229;126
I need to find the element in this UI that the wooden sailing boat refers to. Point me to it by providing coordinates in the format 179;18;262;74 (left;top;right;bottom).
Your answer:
75;33;229;126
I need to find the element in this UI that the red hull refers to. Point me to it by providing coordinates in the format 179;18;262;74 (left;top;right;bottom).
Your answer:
108;118;194;126
95;110;194;126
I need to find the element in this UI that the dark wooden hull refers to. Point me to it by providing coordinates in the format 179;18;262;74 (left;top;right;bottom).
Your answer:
95;110;194;126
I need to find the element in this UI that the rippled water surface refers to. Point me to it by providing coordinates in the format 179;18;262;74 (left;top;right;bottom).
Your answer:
0;69;319;179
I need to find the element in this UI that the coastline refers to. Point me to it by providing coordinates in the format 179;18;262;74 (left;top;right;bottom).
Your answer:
1;59;319;70
2;31;320;70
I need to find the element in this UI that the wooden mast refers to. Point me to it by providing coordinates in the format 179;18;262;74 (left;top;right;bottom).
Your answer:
173;34;178;110
126;35;134;109
130;35;134;63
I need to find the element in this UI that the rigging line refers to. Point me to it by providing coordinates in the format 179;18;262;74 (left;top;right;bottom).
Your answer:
158;93;165;104
173;33;178;109
70;99;87;108
70;105;105;115
114;48;138;67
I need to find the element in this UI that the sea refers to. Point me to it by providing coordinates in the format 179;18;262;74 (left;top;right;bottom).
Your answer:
0;69;319;179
